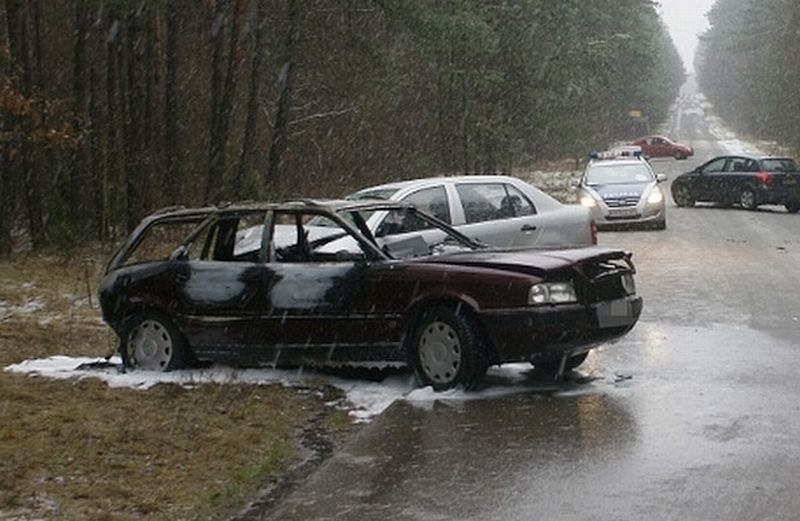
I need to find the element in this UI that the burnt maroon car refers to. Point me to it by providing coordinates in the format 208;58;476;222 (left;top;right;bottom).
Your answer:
631;135;694;160
99;200;642;390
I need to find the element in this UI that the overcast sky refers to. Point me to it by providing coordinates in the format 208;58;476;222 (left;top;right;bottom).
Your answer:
658;0;717;73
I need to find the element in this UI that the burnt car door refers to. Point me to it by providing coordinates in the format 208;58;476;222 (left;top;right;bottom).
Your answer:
170;211;270;357
253;209;404;366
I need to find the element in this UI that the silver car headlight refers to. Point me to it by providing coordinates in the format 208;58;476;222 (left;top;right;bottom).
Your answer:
529;282;578;305
580;194;597;207
646;189;663;205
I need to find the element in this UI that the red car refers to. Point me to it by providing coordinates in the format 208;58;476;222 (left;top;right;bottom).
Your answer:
631;135;694;160
99;200;642;390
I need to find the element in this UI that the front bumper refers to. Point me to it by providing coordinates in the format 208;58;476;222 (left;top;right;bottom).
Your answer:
478;295;643;363
592;203;665;229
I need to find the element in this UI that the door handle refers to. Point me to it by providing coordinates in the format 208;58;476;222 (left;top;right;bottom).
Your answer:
521;224;537;232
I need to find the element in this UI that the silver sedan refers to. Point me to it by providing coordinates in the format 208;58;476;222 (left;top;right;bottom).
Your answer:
348;175;596;248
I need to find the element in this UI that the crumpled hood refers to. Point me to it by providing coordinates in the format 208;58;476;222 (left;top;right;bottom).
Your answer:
589;183;649;200
423;247;630;276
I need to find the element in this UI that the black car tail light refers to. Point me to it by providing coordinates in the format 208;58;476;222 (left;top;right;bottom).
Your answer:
757;171;774;186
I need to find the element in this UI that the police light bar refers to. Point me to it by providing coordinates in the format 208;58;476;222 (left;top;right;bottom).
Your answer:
591;146;644;160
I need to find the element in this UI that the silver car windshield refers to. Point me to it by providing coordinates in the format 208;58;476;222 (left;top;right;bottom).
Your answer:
586;163;654;185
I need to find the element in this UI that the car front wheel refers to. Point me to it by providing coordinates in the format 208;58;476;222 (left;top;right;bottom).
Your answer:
739;187;757;210
409;305;488;391
671;184;695;207
122;311;188;371
785;202;800;214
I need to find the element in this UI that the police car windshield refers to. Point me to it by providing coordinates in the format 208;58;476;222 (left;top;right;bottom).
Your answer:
586;163;653;185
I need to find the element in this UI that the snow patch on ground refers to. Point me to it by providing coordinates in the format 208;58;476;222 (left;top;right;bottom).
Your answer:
4;356;614;421
515;170;579;203
0;298;46;320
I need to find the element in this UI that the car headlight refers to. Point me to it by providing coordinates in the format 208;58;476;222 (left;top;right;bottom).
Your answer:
580;195;597;207
647;189;663;205
621;273;636;295
529;282;578;305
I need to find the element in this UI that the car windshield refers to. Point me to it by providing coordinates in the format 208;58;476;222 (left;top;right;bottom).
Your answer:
347;188;400;201
761;158;798;172
586;163;654;185
339;206;479;259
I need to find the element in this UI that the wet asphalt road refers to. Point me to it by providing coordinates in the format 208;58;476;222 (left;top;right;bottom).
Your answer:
256;80;800;521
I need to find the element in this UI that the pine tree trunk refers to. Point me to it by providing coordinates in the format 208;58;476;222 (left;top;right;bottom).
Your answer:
233;0;266;199
70;0;89;233
164;0;181;203
107;17;122;238
124;10;145;233
265;0;299;193
205;0;227;203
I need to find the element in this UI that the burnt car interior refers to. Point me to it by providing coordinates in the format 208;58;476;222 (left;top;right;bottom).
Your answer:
108;202;486;276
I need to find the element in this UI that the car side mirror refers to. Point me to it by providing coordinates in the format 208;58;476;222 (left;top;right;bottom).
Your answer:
169;245;189;261
569;179;581;190
656;174;667;183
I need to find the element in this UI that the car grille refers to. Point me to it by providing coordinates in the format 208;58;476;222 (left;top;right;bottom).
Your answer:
573;260;634;304
604;197;640;207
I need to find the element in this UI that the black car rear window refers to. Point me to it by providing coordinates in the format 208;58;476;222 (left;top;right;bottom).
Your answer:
760;158;798;172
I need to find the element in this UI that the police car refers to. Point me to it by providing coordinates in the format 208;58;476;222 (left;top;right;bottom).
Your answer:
574;146;667;230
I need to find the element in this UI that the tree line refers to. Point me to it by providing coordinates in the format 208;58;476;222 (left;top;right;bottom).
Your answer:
0;0;684;253
697;0;800;150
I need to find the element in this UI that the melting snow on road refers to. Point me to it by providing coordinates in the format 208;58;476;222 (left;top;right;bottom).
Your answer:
4;356;612;421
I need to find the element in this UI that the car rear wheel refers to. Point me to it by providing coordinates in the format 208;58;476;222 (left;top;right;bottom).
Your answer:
536;352;589;374
409;305;488;391
785;202;800;214
671;184;695;207
739;188;757;210
122;311;188;371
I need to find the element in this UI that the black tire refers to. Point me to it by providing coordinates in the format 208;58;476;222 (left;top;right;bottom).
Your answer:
671;183;695;207
536;352;589;374
408;305;488;391
674;151;684;160
785;202;800;214
121;311;188;371
652;219;666;230
739;187;757;210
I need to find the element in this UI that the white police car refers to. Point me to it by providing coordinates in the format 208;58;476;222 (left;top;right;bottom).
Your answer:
574;147;667;230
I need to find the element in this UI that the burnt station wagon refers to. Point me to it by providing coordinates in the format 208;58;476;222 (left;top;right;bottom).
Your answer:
100;200;642;390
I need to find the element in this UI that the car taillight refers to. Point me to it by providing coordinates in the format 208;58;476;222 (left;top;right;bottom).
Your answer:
590;220;598;245
756;171;773;186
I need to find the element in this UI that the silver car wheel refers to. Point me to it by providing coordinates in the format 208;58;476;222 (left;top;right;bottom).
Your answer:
739;188;756;210
418;321;462;384
127;319;174;371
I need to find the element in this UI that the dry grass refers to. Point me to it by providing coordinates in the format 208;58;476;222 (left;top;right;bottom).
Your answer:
0;246;354;520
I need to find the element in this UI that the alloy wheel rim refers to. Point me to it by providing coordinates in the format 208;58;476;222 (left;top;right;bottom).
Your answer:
741;190;755;209
127;319;173;370
674;185;689;205
418;320;461;384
